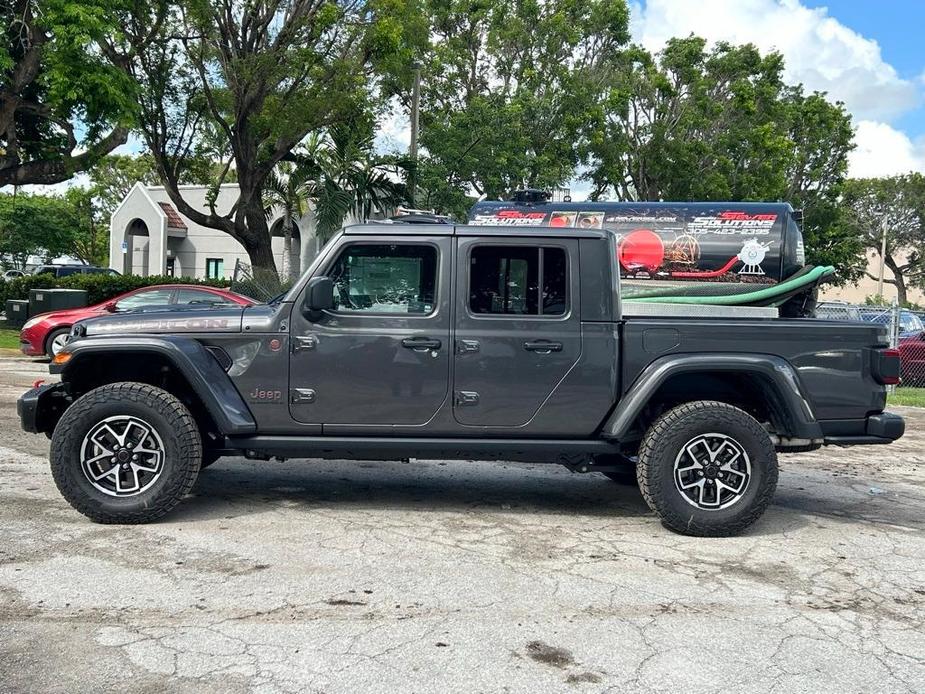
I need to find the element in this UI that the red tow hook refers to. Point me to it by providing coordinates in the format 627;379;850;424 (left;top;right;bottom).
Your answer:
32;379;45;389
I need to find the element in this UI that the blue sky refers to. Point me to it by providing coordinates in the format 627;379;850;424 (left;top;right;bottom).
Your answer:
803;0;925;138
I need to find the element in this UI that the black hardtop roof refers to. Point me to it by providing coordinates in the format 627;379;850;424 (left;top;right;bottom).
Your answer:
343;223;608;239
471;200;795;214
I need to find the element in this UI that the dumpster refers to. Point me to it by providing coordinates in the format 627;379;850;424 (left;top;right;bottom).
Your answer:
28;288;88;315
5;300;30;327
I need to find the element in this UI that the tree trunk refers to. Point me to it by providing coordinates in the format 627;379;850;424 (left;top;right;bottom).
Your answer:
281;214;293;282
242;201;279;278
895;276;908;307
884;254;908;307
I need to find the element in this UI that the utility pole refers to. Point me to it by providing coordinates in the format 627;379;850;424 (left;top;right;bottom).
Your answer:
877;216;888;299
409;62;421;209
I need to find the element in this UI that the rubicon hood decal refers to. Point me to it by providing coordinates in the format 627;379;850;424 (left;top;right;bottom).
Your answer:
79;307;245;334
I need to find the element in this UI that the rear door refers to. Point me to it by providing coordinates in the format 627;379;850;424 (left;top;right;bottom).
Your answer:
453;237;581;427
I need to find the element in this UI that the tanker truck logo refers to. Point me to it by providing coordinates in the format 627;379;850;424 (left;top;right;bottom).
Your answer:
737;238;770;275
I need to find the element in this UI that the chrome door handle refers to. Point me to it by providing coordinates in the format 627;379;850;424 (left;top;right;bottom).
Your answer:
524;340;562;354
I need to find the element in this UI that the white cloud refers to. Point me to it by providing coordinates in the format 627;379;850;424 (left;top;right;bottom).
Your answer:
374;98;411;154
849;121;925;178
631;0;920;122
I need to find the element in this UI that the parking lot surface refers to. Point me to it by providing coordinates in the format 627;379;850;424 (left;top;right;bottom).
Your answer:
0;355;923;693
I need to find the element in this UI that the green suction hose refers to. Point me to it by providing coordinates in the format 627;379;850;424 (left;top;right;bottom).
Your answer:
625;266;835;305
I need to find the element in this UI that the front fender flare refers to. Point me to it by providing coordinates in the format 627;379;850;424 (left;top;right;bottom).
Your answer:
55;335;257;435
602;353;821;441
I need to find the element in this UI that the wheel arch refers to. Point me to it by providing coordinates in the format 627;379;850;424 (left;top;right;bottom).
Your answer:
55;336;256;436
44;324;73;356
602;354;822;443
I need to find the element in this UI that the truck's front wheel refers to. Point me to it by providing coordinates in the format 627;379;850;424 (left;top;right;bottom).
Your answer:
637;401;778;537
50;382;202;523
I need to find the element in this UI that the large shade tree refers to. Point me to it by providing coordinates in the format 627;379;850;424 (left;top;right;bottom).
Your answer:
0;0;143;186
841;174;925;306
0;191;85;266
414;0;630;203
584;36;862;279
110;0;420;276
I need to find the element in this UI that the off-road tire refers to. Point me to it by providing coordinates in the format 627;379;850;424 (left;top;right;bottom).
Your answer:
50;382;202;523
44;327;71;358
637;401;778;537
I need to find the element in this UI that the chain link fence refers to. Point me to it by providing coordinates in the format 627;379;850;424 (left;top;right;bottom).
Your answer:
816;301;925;389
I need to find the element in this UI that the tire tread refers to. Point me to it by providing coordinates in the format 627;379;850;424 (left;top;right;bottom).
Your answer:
636;400;778;537
50;382;201;524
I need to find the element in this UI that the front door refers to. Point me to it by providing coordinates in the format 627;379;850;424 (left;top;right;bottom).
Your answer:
453;237;581;427
289;236;451;426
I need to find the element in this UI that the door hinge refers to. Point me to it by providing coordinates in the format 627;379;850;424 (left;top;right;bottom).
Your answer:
455;391;479;406
290;388;316;404
292;335;318;353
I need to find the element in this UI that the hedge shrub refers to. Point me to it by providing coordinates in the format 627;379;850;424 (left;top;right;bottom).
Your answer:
0;273;232;306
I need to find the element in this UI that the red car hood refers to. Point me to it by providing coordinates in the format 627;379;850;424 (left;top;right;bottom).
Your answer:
33;305;107;322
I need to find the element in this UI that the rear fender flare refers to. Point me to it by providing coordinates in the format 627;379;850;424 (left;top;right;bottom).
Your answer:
56;335;256;435
602;353;821;441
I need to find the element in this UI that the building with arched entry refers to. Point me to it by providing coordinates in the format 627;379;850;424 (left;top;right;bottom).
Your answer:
109;183;324;279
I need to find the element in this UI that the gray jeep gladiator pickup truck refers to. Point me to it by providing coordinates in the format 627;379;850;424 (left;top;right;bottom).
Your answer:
18;222;904;536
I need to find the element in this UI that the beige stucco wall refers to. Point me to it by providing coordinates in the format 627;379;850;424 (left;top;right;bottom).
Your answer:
818;249;925;306
109;183;319;279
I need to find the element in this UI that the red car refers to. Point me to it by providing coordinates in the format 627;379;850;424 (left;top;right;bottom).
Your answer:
898;331;925;386
20;284;254;357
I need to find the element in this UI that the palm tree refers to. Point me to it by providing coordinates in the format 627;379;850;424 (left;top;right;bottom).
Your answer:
298;124;409;242
263;162;311;281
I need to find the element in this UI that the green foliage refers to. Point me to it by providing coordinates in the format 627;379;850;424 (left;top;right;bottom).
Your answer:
1;0;138;186
87;155;161;218
0;192;81;266
585;36;861;281
0;190;109;267
0;272;230;306
842;174;925;306
263;162;312;281
110;0;421;274
296;121;408;242
63;187;108;266
416;0;630;203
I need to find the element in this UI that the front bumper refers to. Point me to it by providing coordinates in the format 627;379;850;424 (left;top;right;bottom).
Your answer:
823;412;905;446
19;326;45;356
17;382;70;435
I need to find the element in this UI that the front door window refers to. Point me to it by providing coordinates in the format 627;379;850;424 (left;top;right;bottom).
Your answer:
328;244;438;315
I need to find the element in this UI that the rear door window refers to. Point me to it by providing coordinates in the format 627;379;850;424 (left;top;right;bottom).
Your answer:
469;246;567;316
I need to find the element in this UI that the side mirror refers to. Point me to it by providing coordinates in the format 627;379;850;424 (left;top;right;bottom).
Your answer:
104;301;117;312
304;276;334;317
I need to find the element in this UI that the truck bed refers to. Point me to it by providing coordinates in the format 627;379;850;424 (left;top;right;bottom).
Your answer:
620;317;888;423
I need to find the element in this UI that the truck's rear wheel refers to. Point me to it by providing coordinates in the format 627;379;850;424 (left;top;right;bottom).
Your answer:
50;382;202;523
637;401;777;537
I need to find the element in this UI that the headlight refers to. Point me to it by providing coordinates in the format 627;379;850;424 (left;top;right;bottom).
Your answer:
22;316;43;330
